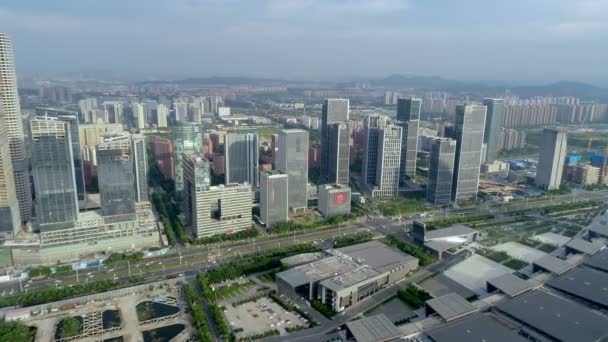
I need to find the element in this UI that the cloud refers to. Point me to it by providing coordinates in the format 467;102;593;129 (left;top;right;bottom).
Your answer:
266;0;409;16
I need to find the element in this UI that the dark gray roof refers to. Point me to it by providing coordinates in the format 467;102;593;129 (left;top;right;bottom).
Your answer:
427;313;528;342
425;293;478;322
585;249;608;272
547;266;608;308
587;215;608;237
532;255;573;275
425;224;477;241
495;290;608;342
487;273;538;297
345;314;401;342
336;240;418;273
420;273;478;300
564;238;603;255
276;268;311;287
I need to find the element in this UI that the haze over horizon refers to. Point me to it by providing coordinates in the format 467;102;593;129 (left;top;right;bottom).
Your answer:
2;0;607;85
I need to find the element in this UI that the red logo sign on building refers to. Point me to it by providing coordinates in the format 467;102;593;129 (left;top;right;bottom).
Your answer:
334;192;347;204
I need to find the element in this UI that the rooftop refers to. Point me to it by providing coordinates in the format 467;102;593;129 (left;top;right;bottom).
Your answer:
425;293;478;322
425;224;477;241
320;266;380;291
336;240;418;273
564;238;603;255
547;266;608;308
495;290;608;342
345;314;401;342
587;215;608;237
277;256;359;287
486;273;539;297
280;253;324;267
584;249;608;272
426;313;528;342
532;255;574;275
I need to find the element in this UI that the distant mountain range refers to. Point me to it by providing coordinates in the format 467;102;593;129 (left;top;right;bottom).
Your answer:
144;74;608;101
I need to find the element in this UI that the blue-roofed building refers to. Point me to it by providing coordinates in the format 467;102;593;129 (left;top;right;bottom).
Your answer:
565;153;582;164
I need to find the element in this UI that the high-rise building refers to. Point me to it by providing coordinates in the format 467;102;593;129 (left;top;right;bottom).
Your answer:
174;102;188;122
276;129;309;212
172;122;203;197
151;137;174;180
396;98;421;184
218;107;231;117
326;123;350;185
225;131;259;187
259;171;289;227
0;33;32;223
30;117;79;230
482;98;505;162
97;137;137;219
133;103;145;130
103;101;123;124
78;98;98;123
374;125;403;198
156;104;168;128
39;86;71;104
132;134;148;202
183;154;211;227
318;184;351;217
452;105;487;202
321;98;349;184
536;128;567;190
427;138;456;205
362;114;387;187
0;99;20;236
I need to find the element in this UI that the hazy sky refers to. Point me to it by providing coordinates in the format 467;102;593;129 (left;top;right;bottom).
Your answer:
2;0;607;84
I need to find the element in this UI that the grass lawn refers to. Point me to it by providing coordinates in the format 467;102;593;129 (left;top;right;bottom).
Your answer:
536;243;557;253
291;212;323;226
215;280;255;301
378;199;427;216
503;258;529;270
478;249;510;263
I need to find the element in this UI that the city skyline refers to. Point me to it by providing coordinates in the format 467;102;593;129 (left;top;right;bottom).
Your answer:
1;1;607;84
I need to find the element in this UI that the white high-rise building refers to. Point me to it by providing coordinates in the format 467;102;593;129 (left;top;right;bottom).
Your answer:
103;101;123;124
133;103;145;130
374;125;403;198
536;128;567;190
156;104;168;127
0;33;32;223
78;98;98;123
0;96;21;236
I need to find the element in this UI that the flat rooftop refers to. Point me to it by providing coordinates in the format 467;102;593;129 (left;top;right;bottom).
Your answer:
425;224;477;241
320;266;380;292
426;313;528;342
425;293;478;322
336;240;418;273
532;255;574;275
495;290;608;342
277;256;359;287
564;238;603;255
587;214;608;237
547;266;608;308
486;273;538;297
345;314;401;342
584;249;608;272
280;253;324;267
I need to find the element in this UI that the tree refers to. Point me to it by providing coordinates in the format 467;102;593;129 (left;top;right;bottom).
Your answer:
60;317;81;338
0;320;34;342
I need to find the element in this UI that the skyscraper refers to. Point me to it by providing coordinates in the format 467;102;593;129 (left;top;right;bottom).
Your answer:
375;125;403;198
225;131;259;186
0;33;32;223
362;114;388;187
321;98;349;184
260;171;289;227
54;112;86;201
174;102;188;122
30;117;79;230
131;134;149;202
452;105;487;202
326;123;350;185
427;138;456;205
482;98;505;162
133;103;145;130
396;98;421;185
172;122;203;197
156;104;168;128
536;128;567;190
78;98;98;123
0;98;20;236
97;141;136;219
182;153;211;228
276;129;309;212
103;101;123;124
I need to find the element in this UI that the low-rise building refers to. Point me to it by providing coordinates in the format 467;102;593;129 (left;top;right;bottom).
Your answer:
318;184;351;217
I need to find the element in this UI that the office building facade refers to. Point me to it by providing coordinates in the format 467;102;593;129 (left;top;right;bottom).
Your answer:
326;123;350;185
172;122;203;197
30;117;79;230
0;33;32;223
362;114;387;186
396;98;421;184
536;128;567;190
183;154;211;228
318;184;351;217
0;98;20;236
452;105;487;202
482;98;505;162
260;171;289;227
321;98;349;184
427;138;456;205
375;125;403;198
132;134;148;202
97;140;136;219
276;129;309;212
225;131;259;187
188;184;252;237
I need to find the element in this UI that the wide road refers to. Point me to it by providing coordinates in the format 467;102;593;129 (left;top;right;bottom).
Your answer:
0;223;370;297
